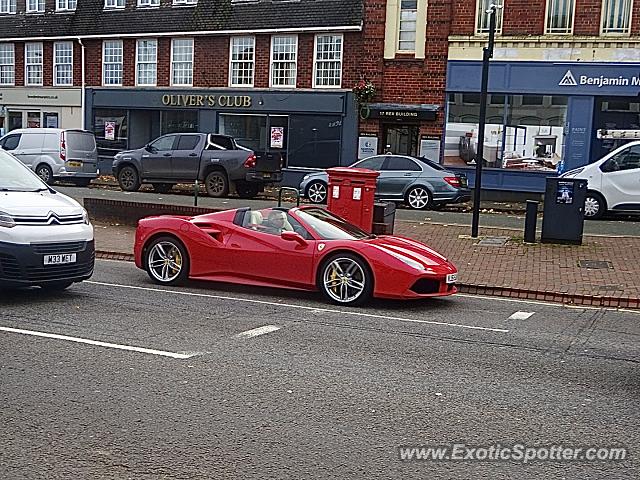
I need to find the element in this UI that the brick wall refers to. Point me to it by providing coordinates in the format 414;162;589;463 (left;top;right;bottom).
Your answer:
502;0;546;35
574;0;603;35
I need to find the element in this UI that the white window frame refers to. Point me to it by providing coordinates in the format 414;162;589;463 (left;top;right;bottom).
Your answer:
601;0;633;34
138;0;159;6
312;34;343;89
173;0;197;5
0;43;15;86
26;0;44;13
397;0;418;52
171;38;194;86
476;0;504;34
102;39;123;86
229;36;255;88
136;38;157;86
545;0;575;33
104;0;125;9
0;0;17;14
53;41;73;86
269;35;297;88
56;0;77;11
25;42;43;86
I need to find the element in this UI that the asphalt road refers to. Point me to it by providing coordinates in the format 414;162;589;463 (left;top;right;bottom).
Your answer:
57;185;640;237
1;259;638;479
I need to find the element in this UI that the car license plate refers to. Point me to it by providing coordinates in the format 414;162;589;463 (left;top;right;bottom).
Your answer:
263;173;272;179
446;273;458;284
66;161;82;168
459;177;468;187
44;254;77;265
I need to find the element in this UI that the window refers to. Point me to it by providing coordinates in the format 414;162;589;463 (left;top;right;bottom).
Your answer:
1;134;21;150
398;0;418;51
161;110;198;134
173;0;196;4
601;145;640;172
0;44;14;85
313;34;343;88
476;0;503;34
545;0;574;33
171;38;193;86
25;43;43;85
601;0;632;34
383;157;421;171
354;156;385;170
176;135;200;150
229;36;255;87
0;0;17;14
26;0;43;12
104;0;125;8
54;42;73;86
56;0;76;10
136;39;157;86
270;35;297;87
149;135;177;151
94;109;127;152
138;0;159;6
102;40;123;86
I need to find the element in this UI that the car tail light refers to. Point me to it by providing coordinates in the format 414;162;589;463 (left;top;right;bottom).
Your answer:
60;131;66;161
444;176;461;188
244;154;257;169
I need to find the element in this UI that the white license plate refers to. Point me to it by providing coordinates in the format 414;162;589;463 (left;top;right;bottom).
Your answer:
446;273;458;284
44;253;77;265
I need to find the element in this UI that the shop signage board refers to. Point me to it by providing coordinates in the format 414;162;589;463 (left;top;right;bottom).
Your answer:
358;134;378;159
105;121;116;141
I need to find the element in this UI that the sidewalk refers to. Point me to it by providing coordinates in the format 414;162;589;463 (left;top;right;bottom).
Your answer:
93;220;640;309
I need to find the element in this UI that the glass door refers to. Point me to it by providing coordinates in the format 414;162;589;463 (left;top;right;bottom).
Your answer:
8;111;23;131
383;125;419;156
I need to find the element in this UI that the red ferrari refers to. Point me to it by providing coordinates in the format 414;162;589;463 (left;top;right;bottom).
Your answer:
134;206;458;306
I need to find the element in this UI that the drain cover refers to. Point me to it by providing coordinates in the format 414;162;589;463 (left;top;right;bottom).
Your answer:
477;236;510;246
578;260;613;269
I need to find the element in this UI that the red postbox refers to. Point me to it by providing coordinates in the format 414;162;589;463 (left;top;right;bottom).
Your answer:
326;167;379;233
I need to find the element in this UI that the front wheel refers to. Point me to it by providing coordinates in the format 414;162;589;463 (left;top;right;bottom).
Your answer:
306;181;328;204
318;253;373;306
144;236;189;286
205;170;229;198
584;192;606;219
406;186;432;210
118;166;141;192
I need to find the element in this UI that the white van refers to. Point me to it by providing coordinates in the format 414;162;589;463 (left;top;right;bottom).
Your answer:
561;141;640;219
0;150;94;290
0;128;99;186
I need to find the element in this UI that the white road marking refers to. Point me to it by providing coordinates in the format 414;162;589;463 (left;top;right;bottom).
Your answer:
0;326;201;359
508;311;535;320
236;325;281;338
85;281;509;333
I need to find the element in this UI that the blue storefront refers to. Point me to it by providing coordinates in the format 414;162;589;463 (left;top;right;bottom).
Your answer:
445;60;640;192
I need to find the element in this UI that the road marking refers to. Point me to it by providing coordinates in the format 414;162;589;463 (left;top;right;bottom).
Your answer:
508;311;535;320
236;325;281;338
0;326;201;359
85;281;509;333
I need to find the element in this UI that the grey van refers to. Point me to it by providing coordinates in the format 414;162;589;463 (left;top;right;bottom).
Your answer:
0;128;99;186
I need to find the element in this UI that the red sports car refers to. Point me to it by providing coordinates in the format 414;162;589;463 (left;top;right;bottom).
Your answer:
134;206;458;306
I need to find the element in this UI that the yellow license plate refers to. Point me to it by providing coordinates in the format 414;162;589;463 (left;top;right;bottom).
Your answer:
66;161;82;168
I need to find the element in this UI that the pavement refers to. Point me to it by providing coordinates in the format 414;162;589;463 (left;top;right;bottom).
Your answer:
1;259;638;479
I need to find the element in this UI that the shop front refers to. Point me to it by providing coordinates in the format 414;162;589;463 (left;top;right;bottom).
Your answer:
445;61;640;192
86;88;358;186
0;88;83;136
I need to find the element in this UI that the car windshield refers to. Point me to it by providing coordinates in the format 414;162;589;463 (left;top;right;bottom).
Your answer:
296;208;372;240
0;151;48;191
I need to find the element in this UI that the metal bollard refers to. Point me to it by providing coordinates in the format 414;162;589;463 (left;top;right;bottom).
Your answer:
524;200;538;243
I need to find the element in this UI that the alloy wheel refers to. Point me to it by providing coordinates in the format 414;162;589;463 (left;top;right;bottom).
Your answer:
323;257;366;303
147;241;183;283
407;187;430;209
37;166;52;183
308;182;327;203
207;174;226;196
120;169;136;190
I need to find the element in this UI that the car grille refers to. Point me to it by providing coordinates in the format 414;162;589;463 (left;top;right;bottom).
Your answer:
410;278;442;295
31;241;87;255
13;214;85;226
0;253;21;279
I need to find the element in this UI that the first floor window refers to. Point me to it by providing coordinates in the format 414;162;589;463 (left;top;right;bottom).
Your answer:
270;36;297;87
26;0;43;12
56;0;76;10
54;42;73;85
546;0;574;33
230;36;255;87
602;0;632;33
103;40;123;86
0;0;17;14
173;0;197;4
398;0;418;51
0;44;15;85
25;43;43;85
314;34;343;88
138;0;159;6
104;0;125;8
171;38;193;86
476;0;504;34
136;39;157;86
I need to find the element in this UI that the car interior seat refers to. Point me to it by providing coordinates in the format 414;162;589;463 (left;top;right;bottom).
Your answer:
244;210;263;229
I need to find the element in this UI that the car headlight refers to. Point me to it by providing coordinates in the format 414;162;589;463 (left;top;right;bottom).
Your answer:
303;174;310;181
0;211;16;228
82;209;91;225
559;167;584;178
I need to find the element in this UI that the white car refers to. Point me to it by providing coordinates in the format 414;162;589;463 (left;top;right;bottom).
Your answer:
561;141;640;219
0;150;94;290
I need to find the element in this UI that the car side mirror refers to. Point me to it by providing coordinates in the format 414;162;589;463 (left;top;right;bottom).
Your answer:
281;231;308;246
145;144;156;153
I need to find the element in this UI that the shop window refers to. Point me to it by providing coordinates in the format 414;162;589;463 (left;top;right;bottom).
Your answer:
398;0;418;52
270;35;297;88
103;40;123;86
27;111;41;128
0;43;14;86
521;95;544;106
54;42;73;86
94;109;128;154
1;0;17;13
44;112;58;128
287;115;342;169
313;34;342;88
161;110;198;135
476;0;503;34
25;43;43;86
601;0;632;34
136;39;157;86
229;36;255;87
56;0;76;10
545;0;574;34
171;38;193;86
8;111;22;131
219;114;267;152
26;0;44;12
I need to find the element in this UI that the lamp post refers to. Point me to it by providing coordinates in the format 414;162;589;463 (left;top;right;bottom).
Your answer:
471;4;501;238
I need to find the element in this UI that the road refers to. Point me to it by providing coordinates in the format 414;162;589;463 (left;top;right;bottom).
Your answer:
57;186;640;237
1;259;638;479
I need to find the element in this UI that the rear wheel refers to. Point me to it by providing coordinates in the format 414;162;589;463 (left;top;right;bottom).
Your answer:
236;181;259;199
406;186;432;210
205;170;229;198
307;181;328;204
36;164;54;184
318;253;373;306
144;236;189;286
152;183;174;194
39;281;73;292
118;165;141;192
584;191;606;219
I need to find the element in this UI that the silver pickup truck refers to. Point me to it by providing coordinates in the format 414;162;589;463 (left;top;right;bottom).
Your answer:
112;133;282;198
